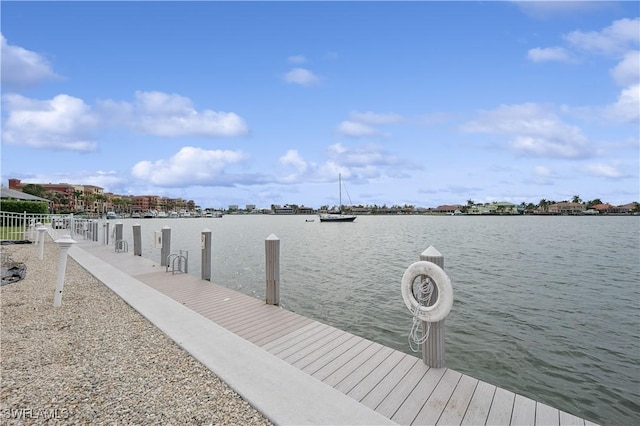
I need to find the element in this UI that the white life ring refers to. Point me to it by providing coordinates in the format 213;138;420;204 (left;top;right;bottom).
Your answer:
401;261;453;322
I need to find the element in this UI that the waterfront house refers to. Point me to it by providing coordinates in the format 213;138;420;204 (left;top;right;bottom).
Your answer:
548;202;586;215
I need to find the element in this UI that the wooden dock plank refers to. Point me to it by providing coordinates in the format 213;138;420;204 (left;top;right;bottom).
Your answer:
390;367;450;425
260;321;324;351
322;343;388;387
560;411;586;426
373;360;429;418
330;345;396;392
351;353;418;405
236;313;310;342
339;350;408;398
436;374;479;426
511;394;536;426
272;327;339;359
291;333;359;370
486;387;516;426
251;317;315;347
311;339;374;380
411;368;462;425
461;380;496;426
300;335;365;374
536;402;560;426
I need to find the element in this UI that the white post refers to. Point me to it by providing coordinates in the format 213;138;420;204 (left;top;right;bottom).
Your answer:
53;235;77;307
37;226;47;260
201;228;212;281
420;246;446;368
265;233;280;305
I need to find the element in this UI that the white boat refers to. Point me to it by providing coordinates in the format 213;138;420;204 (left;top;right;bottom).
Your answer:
319;174;356;223
156;211;168;218
106;211;118;220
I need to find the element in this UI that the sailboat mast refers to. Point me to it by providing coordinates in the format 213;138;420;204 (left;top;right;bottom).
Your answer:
339;173;342;212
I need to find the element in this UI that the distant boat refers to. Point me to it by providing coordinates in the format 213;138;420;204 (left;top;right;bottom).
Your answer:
306;219;315;222
106;211;118;220
156;211;168;218
319;174;356;223
131;212;141;219
143;211;155;218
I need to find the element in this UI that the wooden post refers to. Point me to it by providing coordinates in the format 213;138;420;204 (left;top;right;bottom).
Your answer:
420;246;446;368
160;226;171;267
265;233;280;305
201;228;212;281
133;223;142;256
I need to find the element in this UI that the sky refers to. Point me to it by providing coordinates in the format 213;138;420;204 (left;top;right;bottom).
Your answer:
1;1;639;210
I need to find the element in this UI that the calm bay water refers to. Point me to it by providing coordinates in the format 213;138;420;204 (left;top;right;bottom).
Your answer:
117;215;639;425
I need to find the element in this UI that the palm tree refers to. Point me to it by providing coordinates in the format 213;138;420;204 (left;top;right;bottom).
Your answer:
572;195;582;204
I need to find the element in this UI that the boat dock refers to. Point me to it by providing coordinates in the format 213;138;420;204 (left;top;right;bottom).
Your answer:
65;236;597;425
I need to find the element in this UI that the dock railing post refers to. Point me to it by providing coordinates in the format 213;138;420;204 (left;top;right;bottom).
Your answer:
160;226;171;267
133;223;142;256
265;233;280;305
201;228;212;281
420;246;446;368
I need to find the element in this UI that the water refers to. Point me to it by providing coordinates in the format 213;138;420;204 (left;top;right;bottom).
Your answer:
116;215;639;425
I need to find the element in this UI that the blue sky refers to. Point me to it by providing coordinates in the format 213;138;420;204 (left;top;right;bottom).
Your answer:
1;1;638;209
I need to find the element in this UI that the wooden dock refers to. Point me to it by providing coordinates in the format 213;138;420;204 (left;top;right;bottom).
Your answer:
75;241;597;426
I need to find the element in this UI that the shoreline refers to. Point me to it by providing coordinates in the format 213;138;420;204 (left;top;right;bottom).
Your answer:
0;238;272;425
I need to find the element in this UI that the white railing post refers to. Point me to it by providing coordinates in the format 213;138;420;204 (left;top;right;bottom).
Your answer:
37;226;47;260
53;235;77;307
265;233;280;305
201;228;212;281
420;246;446;368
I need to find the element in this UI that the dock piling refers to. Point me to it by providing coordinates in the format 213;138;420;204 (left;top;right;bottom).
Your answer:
160;226;171;267
420;246;447;368
133;223;142;256
265;233;280;305
201;228;212;281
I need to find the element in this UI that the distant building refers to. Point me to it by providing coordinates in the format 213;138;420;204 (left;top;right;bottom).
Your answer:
548;202;586;215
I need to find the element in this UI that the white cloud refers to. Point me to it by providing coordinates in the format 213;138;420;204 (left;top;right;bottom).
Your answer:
280;149;308;173
131;146;248;186
602;84;640;123
1;93;98;151
565;17;640;56
0;34;59;90
288;55;306;64
337;110;405;138
583;163;626;179
126;91;249;137
527;46;572;63
336;120;380;138
462;103;593;159
283;68;320;86
610;50;640;87
348;111;405;125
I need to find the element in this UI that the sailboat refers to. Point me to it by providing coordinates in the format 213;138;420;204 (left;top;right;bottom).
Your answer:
319;174;356;222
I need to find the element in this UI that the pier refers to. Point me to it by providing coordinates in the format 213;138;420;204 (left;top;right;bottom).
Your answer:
55;230;598;426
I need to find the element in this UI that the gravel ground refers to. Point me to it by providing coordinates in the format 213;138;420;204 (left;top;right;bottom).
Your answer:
1;238;273;425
